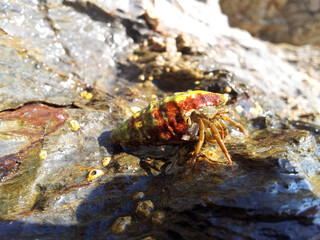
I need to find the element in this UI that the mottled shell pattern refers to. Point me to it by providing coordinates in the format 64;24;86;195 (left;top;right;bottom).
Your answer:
111;91;228;147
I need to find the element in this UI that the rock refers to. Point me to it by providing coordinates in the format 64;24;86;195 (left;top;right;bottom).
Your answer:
220;0;320;46
0;104;68;182
0;0;319;239
228;129;317;172
113;153;141;173
0;31;81;111
146;129;320;239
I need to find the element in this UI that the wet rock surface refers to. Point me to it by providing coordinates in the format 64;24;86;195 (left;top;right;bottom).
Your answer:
0;0;320;239
220;0;320;46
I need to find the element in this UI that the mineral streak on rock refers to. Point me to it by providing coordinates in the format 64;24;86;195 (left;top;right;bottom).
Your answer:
0;103;69;181
0;143;37;182
0;103;69;138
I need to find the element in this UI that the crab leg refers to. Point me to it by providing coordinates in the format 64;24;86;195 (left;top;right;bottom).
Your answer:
221;115;249;137
202;118;232;164
189;118;205;165
194;118;205;157
205;134;215;143
219;120;229;140
205;119;225;143
205;135;217;144
215;120;225;142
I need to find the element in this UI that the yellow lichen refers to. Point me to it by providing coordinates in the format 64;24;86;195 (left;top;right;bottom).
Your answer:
39;150;47;160
80;90;93;100
69;120;80;131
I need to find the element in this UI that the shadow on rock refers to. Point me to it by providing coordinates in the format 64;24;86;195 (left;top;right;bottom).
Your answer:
1;129;320;239
1;162;320;239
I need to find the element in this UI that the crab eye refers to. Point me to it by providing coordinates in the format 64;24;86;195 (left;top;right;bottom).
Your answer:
187;118;192;127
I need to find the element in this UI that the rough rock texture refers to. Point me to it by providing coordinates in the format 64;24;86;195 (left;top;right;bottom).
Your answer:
0;0;319;239
220;0;320;46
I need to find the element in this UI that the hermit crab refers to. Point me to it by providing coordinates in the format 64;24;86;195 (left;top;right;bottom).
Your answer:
111;91;248;164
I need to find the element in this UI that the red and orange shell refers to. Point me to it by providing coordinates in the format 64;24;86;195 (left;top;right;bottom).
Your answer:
111;91;228;147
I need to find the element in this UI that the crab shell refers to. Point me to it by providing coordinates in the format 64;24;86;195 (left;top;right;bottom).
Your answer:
111;91;228;147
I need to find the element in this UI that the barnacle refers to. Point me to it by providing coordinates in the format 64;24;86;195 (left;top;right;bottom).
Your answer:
135;200;154;218
87;169;104;181
111;216;132;235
